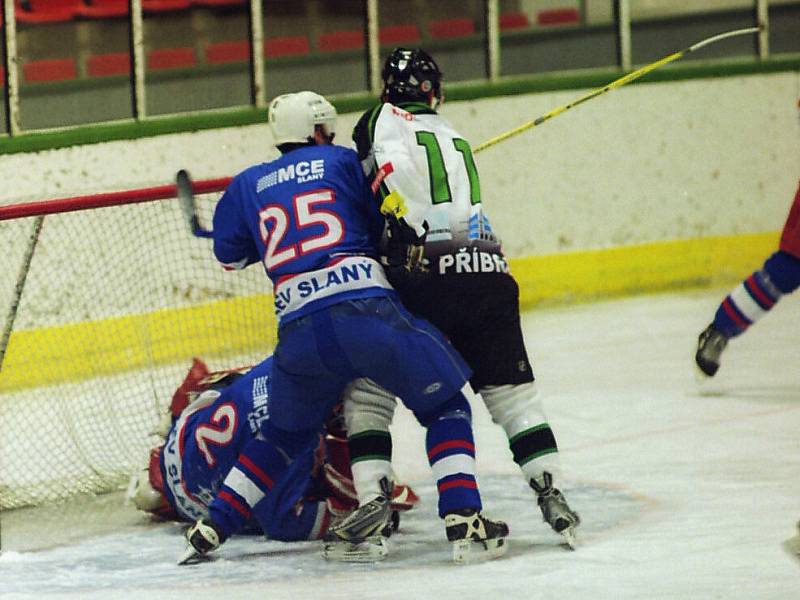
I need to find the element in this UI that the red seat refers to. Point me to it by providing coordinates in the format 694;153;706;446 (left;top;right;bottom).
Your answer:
142;0;190;13
379;24;421;46
15;0;80;23
23;58;77;83
87;52;130;77
205;40;249;65
318;30;364;52
191;0;245;7
537;7;580;26
429;17;475;40
147;47;196;71
75;0;127;18
264;36;310;58
499;12;529;31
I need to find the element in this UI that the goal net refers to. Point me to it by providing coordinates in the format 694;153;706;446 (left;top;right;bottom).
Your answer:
0;178;276;511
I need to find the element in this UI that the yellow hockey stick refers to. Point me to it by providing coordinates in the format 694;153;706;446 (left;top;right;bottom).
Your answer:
473;26;761;154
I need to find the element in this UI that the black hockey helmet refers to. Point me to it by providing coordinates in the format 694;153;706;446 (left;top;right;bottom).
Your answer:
381;47;443;107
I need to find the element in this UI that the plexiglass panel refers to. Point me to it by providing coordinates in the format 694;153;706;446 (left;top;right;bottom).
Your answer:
16;3;134;129
500;0;618;77
262;0;368;101
145;2;251;116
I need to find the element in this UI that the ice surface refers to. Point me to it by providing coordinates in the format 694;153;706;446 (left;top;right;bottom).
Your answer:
2;288;798;599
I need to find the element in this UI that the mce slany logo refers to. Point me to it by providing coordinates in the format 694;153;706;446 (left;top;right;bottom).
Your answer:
257;159;325;192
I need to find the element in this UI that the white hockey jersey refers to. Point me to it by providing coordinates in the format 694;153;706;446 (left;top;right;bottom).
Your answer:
353;102;503;271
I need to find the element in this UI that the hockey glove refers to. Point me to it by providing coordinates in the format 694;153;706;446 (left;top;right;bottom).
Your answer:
385;218;429;273
178;518;227;565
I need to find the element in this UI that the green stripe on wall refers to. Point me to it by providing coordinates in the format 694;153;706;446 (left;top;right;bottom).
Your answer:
0;231;777;392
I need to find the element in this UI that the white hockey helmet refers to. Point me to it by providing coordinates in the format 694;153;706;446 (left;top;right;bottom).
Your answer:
268;91;337;145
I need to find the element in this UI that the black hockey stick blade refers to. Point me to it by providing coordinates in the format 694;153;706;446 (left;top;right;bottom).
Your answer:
176;169;213;238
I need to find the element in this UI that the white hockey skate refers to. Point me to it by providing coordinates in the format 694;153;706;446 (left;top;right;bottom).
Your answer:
530;472;580;549
177;518;225;565
322;477;392;562
445;509;509;564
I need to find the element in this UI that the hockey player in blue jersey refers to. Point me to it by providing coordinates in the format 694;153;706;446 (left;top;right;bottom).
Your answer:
695;178;800;377
130;357;418;547
183;90;509;564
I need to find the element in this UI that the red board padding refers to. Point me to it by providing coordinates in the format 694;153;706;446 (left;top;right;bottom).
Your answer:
87;52;130;77
23;58;78;83
318;30;364;52
148;47;197;71
0;177;233;221
379;24;421;46
499;12;529;31
205;40;250;65
429;18;475;40
537;8;580;26
264;36;310;58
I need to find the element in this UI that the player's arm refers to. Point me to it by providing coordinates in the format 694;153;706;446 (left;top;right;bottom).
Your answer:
212;175;261;270
371;107;431;270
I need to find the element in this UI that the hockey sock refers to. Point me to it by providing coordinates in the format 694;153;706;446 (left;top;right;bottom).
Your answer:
208;435;292;539
481;383;560;482
420;392;482;518
713;251;800;338
348;430;393;505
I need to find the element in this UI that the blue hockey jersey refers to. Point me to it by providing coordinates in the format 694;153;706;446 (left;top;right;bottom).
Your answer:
212;144;394;323
160;357;274;522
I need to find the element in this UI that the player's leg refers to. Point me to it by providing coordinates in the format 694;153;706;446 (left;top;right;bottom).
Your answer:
466;272;579;545
327;297;509;562
180;431;321;563
696;249;800;377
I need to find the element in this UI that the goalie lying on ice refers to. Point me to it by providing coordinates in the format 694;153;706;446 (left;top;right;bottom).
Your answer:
129;356;418;548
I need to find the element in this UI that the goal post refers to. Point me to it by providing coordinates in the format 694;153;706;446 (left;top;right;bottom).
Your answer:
0;179;276;511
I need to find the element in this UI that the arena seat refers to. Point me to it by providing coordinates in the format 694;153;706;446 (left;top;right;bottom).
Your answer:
15;0;80;24
147;47;196;71
499;12;530;31
87;52;130;77
379;24;421;46
318;30;364;52
264;36;311;58
142;0;191;13
23;58;78;83
75;0;128;18
205;40;249;65
191;0;245;8
537;7;580;26
429;17;475;40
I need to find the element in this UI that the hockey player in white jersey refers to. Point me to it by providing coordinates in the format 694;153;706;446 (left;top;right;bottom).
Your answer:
345;48;580;547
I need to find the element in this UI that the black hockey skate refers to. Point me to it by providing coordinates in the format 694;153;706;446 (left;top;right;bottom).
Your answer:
530;472;580;549
444;509;509;564
695;323;728;378
178;518;226;565
322;477;393;562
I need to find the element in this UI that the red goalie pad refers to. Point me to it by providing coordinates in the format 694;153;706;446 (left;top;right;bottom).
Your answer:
779;180;800;259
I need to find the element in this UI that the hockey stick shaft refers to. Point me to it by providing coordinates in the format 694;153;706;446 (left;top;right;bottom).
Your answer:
473;26;761;154
176;169;215;238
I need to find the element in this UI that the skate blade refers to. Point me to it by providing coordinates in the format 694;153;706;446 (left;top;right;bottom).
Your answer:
322;536;389;562
452;536;508;564
560;526;578;550
177;544;213;566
